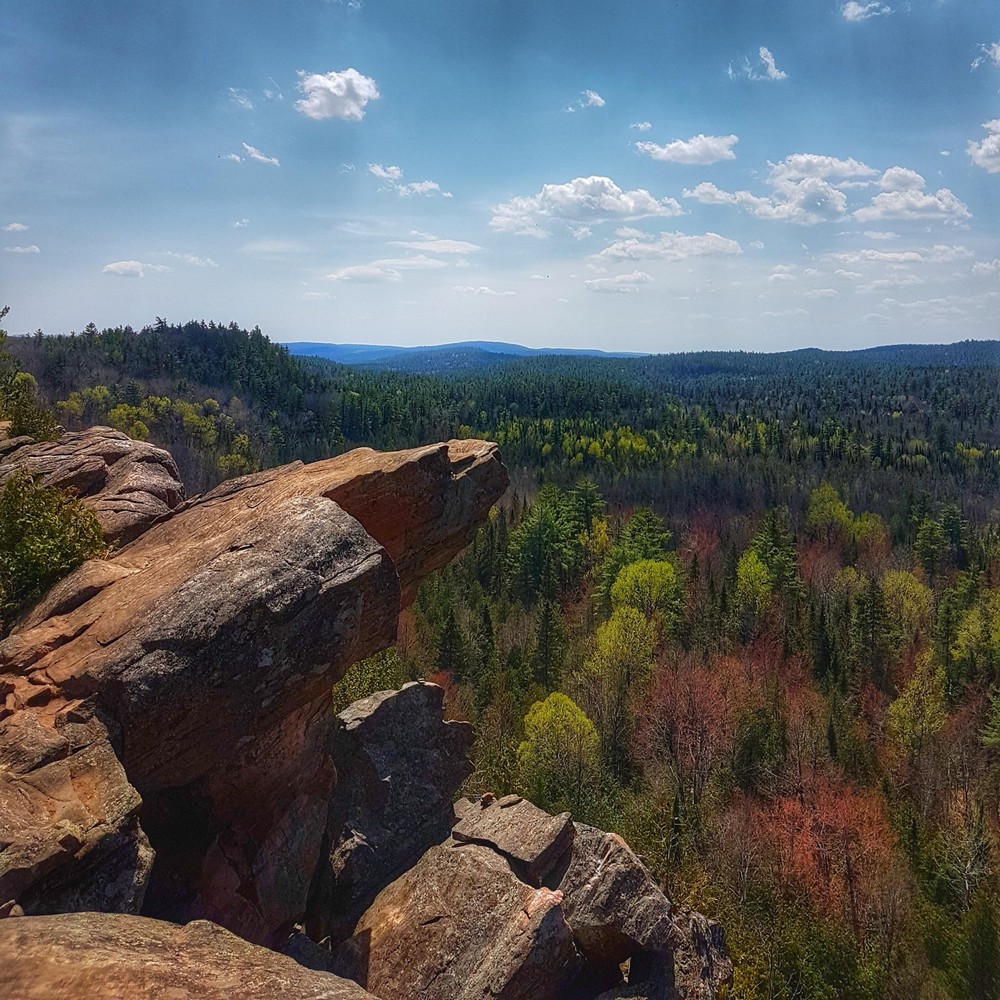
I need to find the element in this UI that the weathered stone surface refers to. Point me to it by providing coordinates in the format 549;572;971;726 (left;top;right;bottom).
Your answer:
0;702;152;917
671;908;733;1000
0;426;184;545
552;822;681;974
452;793;575;887
0;912;378;999
334;842;582;1000
308;681;474;943
0;438;507;944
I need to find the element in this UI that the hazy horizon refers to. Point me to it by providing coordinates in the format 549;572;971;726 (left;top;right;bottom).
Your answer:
3;1;999;352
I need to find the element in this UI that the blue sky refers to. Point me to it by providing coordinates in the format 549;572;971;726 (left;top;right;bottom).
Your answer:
3;1;999;352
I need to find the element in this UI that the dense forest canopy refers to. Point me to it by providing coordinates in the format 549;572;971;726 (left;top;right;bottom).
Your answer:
6;318;1000;1000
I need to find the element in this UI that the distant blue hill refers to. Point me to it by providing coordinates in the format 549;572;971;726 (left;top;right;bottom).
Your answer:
283;340;648;366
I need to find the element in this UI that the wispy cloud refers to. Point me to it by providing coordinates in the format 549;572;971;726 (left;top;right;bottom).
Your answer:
630;121;652;132
598;230;742;262
294;68;380;121
565;89;606;112
389;239;481;254
584;270;653;293
102;260;169;277
228;87;254;110
841;2;891;22
241;142;279;166
4;244;39;254
971;42;1000;71
453;285;515;296
162;252;219;268
2;222;28;232
636;133;738;165
368;163;451;197
729;46;787;81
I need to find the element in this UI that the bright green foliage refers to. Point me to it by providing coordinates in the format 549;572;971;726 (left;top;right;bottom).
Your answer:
0;469;105;631
610;558;682;634
888;655;948;758
882;569;933;648
0;308;58;441
595;506;672;607
331;647;406;714
951;589;1000;684
580;607;656;779
517;692;601;816
732;550;772;642
807;481;853;543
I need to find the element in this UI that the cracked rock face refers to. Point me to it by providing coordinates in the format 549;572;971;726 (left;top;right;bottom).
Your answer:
0;438;507;944
308;681;474;943
0;426;184;545
333;842;582;1000
0;913;379;1000
452;794;574;887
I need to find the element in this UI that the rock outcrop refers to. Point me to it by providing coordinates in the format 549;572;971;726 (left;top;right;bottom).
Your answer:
452;793;574;887
0;912;378;1000
0;438;507;945
308;681;474;943
0;426;184;545
333;842;582;1000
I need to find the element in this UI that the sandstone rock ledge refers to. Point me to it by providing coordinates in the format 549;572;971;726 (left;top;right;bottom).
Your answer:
0;438;507;945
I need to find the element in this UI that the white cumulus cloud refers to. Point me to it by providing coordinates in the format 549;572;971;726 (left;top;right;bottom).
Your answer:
5;244;39;254
585;270;653;293
841;2;891;22
968;120;1000;173
295;68;380;121
630;121;652;131
241;142;279;166
879;166;925;191
491;176;684;238
973;259;1000;274
636;134;739;165
854;187;970;224
2;223;27;232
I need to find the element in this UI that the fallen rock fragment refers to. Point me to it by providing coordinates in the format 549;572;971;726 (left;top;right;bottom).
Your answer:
333;842;582;1000
451;793;574;886
0;912;379;1000
553;823;681;972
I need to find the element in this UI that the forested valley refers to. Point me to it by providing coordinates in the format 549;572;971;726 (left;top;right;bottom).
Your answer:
3;317;1000;1000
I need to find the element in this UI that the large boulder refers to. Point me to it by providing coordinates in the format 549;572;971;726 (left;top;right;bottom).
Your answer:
553;823;681;972
333;842;582;1000
0;912;379;1000
307;681;474;943
0;438;507;944
670;908;732;1000
0;426;184;545
452;793;575;887
0;703;152;916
